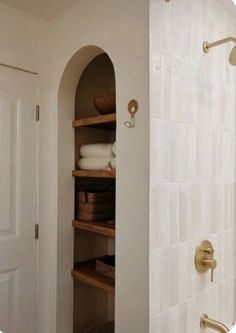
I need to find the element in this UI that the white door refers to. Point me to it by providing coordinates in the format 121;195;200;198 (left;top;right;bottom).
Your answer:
0;66;38;333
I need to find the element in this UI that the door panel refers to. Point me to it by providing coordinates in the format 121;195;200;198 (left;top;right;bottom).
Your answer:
0;67;38;333
0;94;20;238
0;270;17;333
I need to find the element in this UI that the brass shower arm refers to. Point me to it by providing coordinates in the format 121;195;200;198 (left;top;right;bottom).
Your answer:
203;37;236;53
200;315;229;333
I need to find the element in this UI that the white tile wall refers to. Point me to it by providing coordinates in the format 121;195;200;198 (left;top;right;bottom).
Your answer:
150;0;236;332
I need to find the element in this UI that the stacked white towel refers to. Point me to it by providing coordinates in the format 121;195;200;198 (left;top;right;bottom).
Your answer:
78;158;111;171
112;142;116;156
78;142;116;171
80;143;113;159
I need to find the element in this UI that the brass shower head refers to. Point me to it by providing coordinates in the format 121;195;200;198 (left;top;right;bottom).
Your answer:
203;36;236;66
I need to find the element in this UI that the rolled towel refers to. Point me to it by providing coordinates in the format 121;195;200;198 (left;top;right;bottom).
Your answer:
78;158;112;171
80;143;113;158
111;158;116;170
112;142;116;156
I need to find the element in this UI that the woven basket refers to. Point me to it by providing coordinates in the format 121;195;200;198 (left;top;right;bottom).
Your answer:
83;321;114;333
78;191;115;204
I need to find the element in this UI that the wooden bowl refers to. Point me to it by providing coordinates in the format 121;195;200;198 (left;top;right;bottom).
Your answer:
94;93;116;115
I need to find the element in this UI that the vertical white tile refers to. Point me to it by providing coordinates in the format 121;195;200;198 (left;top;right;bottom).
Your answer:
201;183;213;237
151;119;170;183
167;305;180;333
179;184;189;242
197;73;212;127
187;294;203;333
150;53;161;119
189;11;206;69
179;302;188;333
150;248;169;316
187;126;197;181
215;232;225;284
150;0;172;54
168;245;179;307
171;1;191;59
224;231;234;280
169;184;180;245
169;122;188;182
196;128;212;182
150;315;160;333
217;183;225;233
160;54;172;119
211;130;220;181
224;183;231;231
178;242;188;303
209;183;218;234
150;184;170;250
171;61;197;124
159;309;169;333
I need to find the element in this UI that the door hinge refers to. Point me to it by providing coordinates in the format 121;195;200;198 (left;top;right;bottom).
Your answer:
36;105;40;121
35;224;39;240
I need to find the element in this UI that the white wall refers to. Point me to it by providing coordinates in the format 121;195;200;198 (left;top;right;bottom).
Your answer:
38;1;150;333
0;2;45;72
150;1;236;333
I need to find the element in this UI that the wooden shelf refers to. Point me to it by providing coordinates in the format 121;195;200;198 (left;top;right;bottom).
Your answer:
72;260;115;293
73;220;115;237
72;169;115;179
73;113;116;129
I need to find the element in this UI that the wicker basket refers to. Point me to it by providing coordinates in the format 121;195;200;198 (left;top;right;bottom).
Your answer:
78;202;115;214
83;321;114;333
78;210;115;222
96;255;115;279
78;191;115;204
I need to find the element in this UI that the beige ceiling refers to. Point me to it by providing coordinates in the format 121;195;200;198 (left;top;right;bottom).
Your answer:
0;0;80;19
0;0;235;21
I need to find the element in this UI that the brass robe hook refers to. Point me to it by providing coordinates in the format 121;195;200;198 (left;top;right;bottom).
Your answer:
124;100;139;128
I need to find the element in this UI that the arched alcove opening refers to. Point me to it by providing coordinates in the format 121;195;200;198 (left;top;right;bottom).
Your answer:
58;46;116;333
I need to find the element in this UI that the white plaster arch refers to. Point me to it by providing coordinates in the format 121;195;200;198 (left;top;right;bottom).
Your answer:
57;45;115;333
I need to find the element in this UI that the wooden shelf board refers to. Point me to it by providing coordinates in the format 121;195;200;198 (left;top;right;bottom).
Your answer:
72;169;115;179
73;113;116;129
73;220;115;237
72;260;115;293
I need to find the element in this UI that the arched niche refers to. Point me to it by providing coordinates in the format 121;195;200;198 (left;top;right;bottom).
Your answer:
58;46;116;333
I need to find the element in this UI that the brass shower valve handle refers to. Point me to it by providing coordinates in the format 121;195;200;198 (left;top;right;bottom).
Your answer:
203;259;217;283
195;240;217;283
204;248;214;255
